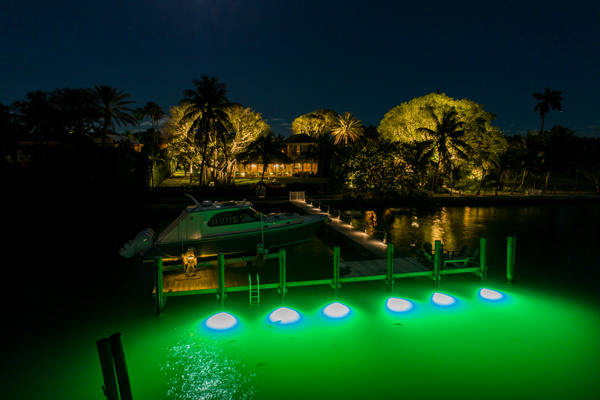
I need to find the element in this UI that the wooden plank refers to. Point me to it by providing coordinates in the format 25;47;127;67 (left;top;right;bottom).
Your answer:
291;200;390;258
153;267;250;294
341;257;431;278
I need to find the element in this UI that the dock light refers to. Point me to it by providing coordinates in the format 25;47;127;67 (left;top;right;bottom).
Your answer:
432;292;456;306
479;288;504;301
269;307;301;325
386;297;413;312
322;302;350;319
205;312;238;330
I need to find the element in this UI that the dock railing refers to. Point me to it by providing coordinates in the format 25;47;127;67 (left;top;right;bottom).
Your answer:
152;239;490;314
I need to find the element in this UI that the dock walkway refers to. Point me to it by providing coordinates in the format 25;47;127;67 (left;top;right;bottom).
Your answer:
290;200;431;277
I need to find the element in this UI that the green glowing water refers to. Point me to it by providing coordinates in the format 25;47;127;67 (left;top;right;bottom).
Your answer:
3;204;600;399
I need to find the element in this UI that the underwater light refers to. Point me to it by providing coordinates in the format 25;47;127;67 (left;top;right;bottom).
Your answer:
479;288;504;301
269;307;301;325
386;297;413;312
432;292;456;306
205;312;238;330
323;302;350;318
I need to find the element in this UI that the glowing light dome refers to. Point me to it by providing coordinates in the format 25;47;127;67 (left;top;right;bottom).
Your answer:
386;297;413;312
269;307;301;325
323;302;351;318
432;292;456;306
479;288;504;301
205;312;238;330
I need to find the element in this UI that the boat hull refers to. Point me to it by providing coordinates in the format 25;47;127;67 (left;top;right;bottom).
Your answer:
145;214;327;260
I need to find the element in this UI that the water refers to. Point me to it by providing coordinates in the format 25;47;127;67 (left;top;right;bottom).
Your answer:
352;204;600;296
3;203;600;399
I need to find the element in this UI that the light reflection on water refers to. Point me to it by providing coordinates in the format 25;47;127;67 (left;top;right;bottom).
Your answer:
162;333;255;399
351;203;600;289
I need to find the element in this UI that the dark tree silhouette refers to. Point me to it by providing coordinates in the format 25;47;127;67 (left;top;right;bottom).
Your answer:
91;85;136;146
533;87;562;134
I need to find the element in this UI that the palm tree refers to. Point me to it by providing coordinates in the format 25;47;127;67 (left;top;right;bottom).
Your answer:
143;102;165;187
416;108;470;191
132;108;146;140
13;90;56;141
331;112;364;146
144;102;165;134
239;131;288;183
306;133;336;196
533;87;562;134
51;88;96;136
180;76;236;187
91;85;136;146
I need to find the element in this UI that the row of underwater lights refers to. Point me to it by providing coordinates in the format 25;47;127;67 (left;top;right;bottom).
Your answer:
204;288;505;331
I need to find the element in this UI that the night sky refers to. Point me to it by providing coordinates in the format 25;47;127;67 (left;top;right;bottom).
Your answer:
2;0;599;137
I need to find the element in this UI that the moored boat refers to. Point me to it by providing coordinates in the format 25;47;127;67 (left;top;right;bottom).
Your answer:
120;195;329;260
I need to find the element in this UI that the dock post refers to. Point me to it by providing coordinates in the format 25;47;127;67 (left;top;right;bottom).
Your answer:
480;237;488;283
433;240;441;287
386;243;394;293
154;256;165;316
507;236;516;284
217;253;226;309
96;338;119;400
109;333;133;400
333;246;340;297
279;249;287;303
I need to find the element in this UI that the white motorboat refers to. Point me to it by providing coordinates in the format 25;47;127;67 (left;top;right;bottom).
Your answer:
120;195;329;259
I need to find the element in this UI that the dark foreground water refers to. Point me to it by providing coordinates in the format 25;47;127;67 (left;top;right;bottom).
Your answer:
2;203;599;399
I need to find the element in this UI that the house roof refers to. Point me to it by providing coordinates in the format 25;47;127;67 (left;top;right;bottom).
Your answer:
284;133;314;144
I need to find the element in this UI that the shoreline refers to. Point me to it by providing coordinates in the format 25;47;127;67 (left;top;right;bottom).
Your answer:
277;192;600;210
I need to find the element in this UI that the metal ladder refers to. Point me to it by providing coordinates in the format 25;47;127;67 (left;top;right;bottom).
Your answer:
249;273;260;306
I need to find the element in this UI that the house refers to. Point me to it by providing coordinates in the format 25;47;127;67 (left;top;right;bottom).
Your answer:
91;133;143;152
235;133;318;178
283;133;318;176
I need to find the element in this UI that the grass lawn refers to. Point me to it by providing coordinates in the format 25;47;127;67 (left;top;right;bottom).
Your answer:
159;171;326;188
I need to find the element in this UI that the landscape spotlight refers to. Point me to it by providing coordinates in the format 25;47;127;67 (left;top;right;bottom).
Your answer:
205;312;238;331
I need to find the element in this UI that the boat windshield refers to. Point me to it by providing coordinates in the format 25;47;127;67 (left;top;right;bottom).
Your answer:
207;208;262;227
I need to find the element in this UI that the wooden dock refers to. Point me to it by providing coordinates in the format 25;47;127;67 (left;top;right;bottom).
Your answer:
291;200;429;276
148;198;489;313
154;268;250;295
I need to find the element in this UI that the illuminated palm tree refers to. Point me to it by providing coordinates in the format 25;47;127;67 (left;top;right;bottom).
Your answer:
331;112;364;146
533;87;562;134
91;85;136;146
417;108;470;191
180;76;236;187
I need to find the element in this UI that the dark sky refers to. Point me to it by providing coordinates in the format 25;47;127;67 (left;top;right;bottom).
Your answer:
2;0;599;137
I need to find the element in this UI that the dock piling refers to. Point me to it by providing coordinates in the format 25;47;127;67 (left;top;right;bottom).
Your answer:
507;236;516;284
480;237;488;283
217;253;226;308
333;246;341;297
279;249;287;303
96;333;133;400
386;243;394;293
154;257;165;316
434;240;441;287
